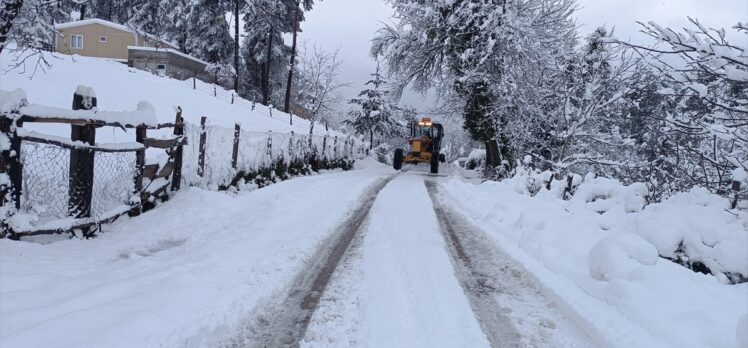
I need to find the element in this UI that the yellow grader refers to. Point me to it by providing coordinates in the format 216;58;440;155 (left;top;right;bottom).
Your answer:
393;118;446;174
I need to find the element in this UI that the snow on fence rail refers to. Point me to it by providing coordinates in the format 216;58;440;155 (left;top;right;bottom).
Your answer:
181;119;365;189
0;87;365;239
0;88;186;239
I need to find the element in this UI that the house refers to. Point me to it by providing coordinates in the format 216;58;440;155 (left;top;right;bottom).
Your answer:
54;19;210;81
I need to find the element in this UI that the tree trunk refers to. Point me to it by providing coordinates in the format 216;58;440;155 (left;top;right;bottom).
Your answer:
284;1;299;113
80;3;86;20
484;140;501;177
369;129;374;150
0;0;24;55
262;26;272;105
233;0;240;93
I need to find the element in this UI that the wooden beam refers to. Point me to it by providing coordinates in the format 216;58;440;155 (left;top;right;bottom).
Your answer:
18;134;144;152
141;136;188;149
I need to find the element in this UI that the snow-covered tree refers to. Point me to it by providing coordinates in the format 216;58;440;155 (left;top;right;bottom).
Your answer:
1;0;67;71
619;18;748;196
372;0;577;177
345;67;403;149
240;0;291;105
127;0;169;43
293;44;346;137
187;0;234;85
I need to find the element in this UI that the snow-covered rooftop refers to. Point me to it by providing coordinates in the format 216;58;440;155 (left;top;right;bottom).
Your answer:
127;46;208;66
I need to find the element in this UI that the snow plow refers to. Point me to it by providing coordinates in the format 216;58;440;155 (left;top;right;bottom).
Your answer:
393;118;446;174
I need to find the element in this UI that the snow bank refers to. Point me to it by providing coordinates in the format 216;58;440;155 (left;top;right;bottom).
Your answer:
441;172;748;347
0;88;28;113
588;233;659;281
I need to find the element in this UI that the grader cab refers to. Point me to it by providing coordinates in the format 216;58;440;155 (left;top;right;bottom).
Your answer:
393;118;446;174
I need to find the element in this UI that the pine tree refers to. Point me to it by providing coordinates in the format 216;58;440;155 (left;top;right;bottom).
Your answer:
187;0;234;86
240;0;291;105
345;67;402;149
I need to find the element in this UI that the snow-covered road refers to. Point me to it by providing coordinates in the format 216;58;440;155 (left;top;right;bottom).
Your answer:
300;173;593;347
10;161;737;348
302;174;492;347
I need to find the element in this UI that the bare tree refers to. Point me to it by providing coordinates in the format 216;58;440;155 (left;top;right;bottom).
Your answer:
295;43;346;138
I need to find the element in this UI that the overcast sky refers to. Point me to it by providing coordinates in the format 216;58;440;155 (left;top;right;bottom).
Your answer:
299;0;747;112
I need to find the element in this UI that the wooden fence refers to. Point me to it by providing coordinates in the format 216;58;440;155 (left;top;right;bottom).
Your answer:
1;91;186;239
1;88;365;239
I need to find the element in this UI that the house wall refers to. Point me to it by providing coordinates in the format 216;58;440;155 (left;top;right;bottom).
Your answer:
56;23;176;60
56;23;135;60
128;49;210;82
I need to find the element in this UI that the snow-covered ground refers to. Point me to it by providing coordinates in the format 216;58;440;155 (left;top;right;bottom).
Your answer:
1;159;745;347
1;50;331;143
0;160;390;347
440;171;748;348
303;174;491;347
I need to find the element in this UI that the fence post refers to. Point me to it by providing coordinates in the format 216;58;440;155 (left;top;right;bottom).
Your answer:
322;135;327;160
193;76;196;90
69;89;97;237
0;116;21;238
289;112;293;126
731;180;741;209
0;117;22;212
266;131;273;161
131;126;147;216
251;101;256;111
171;107;184;191
231;94;235;105
334;136;338;159
288;131;295;160
198;116;207;177
232;123;241;169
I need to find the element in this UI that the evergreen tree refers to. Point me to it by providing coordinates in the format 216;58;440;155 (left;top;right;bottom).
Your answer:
345;67;402;149
240;0;291;105
186;0;234;85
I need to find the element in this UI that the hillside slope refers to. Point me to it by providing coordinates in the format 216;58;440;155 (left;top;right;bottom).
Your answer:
0;51;325;139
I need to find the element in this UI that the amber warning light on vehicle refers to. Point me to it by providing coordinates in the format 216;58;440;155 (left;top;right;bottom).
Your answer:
418;118;433;126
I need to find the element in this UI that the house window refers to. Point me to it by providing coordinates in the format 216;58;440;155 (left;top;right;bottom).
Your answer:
99;36;107;43
70;35;83;49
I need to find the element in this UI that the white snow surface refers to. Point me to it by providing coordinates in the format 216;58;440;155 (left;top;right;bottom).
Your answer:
441;172;748;348
303;175;491;347
1;50;335;142
0;165;389;347
0;88;28;113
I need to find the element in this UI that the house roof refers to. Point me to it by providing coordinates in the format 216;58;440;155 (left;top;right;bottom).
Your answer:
54;18;179;50
127;46;209;67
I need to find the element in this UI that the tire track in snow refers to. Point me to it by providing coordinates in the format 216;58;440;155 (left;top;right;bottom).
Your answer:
426;180;590;348
231;175;395;348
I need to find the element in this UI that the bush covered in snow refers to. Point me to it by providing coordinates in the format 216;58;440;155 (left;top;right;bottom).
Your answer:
485;165;748;284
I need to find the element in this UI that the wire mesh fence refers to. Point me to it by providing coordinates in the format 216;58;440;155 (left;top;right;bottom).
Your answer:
20;141;70;221
19;140;137;225
181;122;366;189
92;151;136;216
10;117;364;234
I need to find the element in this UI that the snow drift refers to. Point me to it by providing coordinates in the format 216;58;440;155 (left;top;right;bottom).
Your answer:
442;169;748;348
